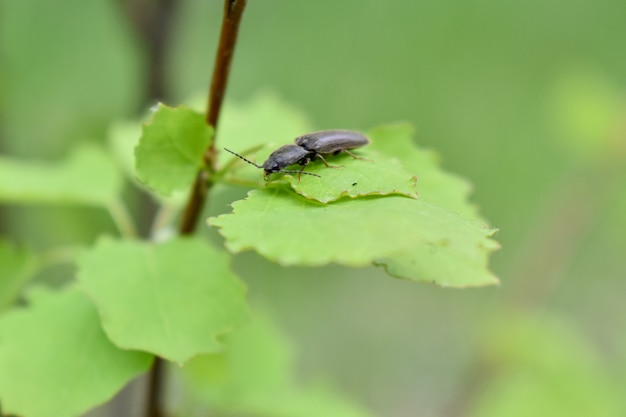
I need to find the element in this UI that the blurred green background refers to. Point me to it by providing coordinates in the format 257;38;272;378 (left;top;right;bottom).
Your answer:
1;0;626;416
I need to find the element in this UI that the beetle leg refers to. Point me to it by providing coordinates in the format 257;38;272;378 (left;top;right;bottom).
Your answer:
316;153;343;169
343;149;371;161
297;159;311;182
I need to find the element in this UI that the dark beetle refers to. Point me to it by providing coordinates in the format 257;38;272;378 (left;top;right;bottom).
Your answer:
224;130;370;180
294;130;370;167
224;144;320;181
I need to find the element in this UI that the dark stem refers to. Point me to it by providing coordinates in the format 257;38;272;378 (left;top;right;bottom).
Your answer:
144;357;165;417
179;0;247;235
144;2;247;416
179;171;209;235
206;0;247;129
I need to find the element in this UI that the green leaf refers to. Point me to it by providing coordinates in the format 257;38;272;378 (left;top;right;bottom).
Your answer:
210;188;498;287
0;286;152;417
177;310;374;417
368;123;481;219
135;104;213;196
0;240;36;311
374;239;499;287
250;148;418;204
108;118;190;208
365;124;499;285
0;145;122;206
77;237;249;364
212;118;499;286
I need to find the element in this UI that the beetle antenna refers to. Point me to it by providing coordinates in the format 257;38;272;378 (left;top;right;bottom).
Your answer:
223;148;263;169
279;170;321;178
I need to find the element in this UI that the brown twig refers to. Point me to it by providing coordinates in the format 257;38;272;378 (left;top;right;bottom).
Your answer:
179;171;210;235
206;0;247;127
144;357;165;417
179;0;247;235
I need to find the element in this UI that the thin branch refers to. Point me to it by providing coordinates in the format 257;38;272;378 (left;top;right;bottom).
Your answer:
179;171;210;235
144;357;165;417
179;0;247;235
206;0;247;132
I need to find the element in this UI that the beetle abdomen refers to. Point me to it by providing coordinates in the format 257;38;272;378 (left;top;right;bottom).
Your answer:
295;130;369;154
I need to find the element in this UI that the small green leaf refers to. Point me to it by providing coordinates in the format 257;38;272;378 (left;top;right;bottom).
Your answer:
0;240;36;311
0;145;122;206
226;146;417;203
210;188;498;286
108;118;189;207
0;286;152;417
178;310;374;417
77;237;249;364
266;148;418;203
135;104;213;196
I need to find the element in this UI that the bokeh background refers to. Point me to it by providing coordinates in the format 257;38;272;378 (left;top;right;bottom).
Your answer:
2;0;626;416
